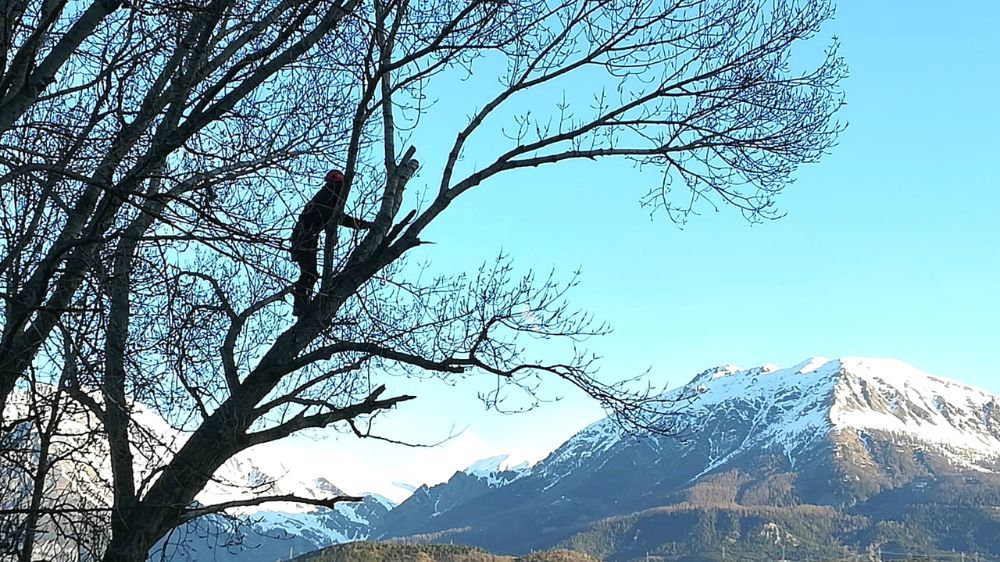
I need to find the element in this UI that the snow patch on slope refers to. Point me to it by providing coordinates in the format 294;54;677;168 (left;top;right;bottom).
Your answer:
249;504;373;545
831;357;1000;465
466;455;510;478
463;454;530;487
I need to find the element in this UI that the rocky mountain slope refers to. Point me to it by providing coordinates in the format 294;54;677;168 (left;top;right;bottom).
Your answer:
374;455;528;536
372;357;1000;560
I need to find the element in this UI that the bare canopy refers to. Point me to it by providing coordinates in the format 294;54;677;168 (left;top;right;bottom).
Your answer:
0;0;844;560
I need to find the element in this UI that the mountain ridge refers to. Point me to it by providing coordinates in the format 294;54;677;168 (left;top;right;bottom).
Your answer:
371;356;1000;560
7;356;999;561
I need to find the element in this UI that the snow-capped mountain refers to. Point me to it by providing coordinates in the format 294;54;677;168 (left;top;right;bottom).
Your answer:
9;356;1000;561
678;357;1000;469
152;490;394;562
193;452;396;547
373;357;1000;559
143;438;400;561
536;356;1000;481
466;455;531;484
1;389;394;562
153;440;398;561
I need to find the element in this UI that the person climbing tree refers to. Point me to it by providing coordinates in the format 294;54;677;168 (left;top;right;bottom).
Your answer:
289;170;371;316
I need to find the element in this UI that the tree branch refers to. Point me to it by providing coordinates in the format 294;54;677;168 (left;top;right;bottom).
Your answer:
244;384;415;447
180;493;365;524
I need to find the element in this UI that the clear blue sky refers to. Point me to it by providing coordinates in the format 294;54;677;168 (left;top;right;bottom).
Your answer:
275;1;1000;500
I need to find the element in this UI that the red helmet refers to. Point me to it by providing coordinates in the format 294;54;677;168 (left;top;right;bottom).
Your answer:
325;169;345;183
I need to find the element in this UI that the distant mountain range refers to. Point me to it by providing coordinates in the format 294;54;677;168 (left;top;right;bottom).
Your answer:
178;357;1000;561
10;357;1000;561
365;357;1000;561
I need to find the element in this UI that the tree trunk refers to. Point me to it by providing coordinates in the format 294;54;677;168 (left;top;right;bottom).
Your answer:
101;525;158;562
101;543;152;562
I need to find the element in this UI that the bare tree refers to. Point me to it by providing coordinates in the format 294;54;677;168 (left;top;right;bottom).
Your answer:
1;328;112;561
0;0;845;561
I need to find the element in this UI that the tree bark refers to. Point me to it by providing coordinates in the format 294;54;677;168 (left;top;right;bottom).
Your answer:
101;530;159;562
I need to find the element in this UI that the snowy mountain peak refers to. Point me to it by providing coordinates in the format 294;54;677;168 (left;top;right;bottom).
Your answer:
679;356;842;409
794;355;833;374
463;454;533;477
462;454;531;487
685;356;836;390
537;357;1000;482
831;357;1000;462
680;356;1000;472
465;455;510;477
688;364;743;386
